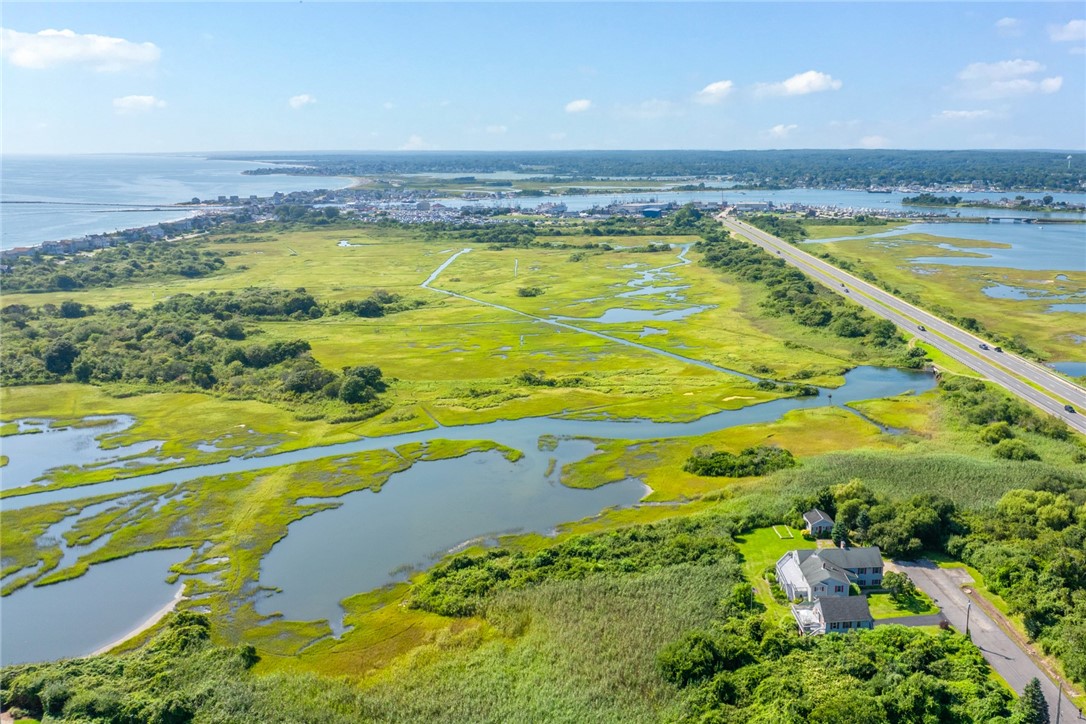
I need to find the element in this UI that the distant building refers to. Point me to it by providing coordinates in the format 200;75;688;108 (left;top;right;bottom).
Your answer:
642;208;662;218
730;201;772;212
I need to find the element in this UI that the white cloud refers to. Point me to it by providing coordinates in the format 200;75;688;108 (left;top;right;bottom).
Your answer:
958;58;1043;81
858;135;890;149
1;27;160;71
935;109;993;120
288;94;316;109
956;59;1062;98
755;70;842;97
1039;77;1064;93
401;134;432;151
765;123;798;139
694;80;734;105
113;95;165;114
1049;19;1086;42
995;17;1022;36
564;98;591;113
485;125;508;134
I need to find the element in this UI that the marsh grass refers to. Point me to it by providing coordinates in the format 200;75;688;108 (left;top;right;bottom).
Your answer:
818;234;1086;360
355;562;740;723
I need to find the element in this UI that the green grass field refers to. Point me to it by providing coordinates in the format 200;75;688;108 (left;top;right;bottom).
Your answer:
6;218;1083;701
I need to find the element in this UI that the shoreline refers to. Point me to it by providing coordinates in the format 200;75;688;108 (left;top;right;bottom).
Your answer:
89;585;185;656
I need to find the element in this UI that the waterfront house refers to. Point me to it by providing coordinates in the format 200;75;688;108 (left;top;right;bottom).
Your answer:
792;596;874;635
803;508;834;536
775;546;884;601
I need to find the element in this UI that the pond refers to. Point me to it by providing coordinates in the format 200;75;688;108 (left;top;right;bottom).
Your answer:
808;221;1086;272
1;549;188;665
2;369;934;660
553;305;713;324
255;442;647;631
1051;362;1086;378
0;416;168;491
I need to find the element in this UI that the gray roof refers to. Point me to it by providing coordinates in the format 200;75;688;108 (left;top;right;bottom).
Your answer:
816;596;873;624
794;551;851;587
816;546;883;570
803;508;834;526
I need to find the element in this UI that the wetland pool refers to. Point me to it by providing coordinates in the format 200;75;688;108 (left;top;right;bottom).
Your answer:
1;366;934;663
808;221;1086;272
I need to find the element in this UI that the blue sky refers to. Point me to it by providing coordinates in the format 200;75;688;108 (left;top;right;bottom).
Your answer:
3;2;1084;153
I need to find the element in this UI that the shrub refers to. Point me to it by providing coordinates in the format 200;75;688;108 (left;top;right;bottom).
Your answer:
992;439;1040;461
979;421;1014;444
657;631;722;686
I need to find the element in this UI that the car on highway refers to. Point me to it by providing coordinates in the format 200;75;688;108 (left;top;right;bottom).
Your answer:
1066;405;1077;414
917;325;926;332
979;343;989;350
994;346;1003;353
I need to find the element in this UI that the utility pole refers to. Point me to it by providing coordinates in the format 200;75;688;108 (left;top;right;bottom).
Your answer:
1055;682;1062;724
965;601;972;639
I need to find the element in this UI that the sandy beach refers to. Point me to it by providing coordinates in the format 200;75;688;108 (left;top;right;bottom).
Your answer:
90;585;185;656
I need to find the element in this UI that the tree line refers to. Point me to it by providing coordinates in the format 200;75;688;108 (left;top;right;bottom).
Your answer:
0;288;397;421
2;243;228;292
224;149;1085;191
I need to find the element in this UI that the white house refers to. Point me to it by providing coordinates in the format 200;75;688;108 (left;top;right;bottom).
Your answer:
775;546;884;602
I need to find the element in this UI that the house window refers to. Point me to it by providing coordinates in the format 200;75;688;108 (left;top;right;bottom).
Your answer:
831;622;839;630
856;567;866;574
834;585;844;593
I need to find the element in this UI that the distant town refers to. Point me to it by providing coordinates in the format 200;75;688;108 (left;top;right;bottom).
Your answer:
6;180;1081;265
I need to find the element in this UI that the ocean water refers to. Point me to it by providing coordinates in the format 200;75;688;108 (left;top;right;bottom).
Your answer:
0;154;353;250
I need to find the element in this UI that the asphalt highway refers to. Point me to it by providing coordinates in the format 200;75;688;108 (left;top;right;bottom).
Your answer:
719;217;1086;436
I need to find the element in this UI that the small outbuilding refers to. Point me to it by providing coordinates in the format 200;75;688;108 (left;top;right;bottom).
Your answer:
803;508;834;537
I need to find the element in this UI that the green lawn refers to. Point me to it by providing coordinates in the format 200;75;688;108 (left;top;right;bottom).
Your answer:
867;591;938;619
734;526;816;623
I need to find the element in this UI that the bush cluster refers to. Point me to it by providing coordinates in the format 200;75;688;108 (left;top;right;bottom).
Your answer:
409;516;739;616
3;243;227;292
0;289;388;420
683;445;797;478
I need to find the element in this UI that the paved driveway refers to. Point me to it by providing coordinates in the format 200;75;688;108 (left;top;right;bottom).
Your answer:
893;560;1082;721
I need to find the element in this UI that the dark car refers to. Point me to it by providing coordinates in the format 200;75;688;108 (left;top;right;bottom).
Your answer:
994;346;1003;352
1066;405;1076;414
917;325;926;332
979;343;989;350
